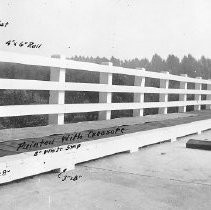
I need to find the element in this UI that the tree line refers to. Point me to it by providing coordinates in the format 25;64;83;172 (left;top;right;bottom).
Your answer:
72;54;211;79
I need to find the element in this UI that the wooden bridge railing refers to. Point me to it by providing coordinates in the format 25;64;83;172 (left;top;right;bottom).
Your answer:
0;50;211;126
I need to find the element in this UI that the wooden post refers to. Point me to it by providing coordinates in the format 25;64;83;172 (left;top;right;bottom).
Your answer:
206;80;211;110
49;55;66;125
98;62;113;120
133;68;145;117
159;71;169;114
179;74;188;113
194;77;202;111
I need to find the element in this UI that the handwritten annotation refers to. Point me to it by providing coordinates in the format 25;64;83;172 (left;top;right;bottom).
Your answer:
17;139;54;151
5;40;42;48
58;169;82;182
0;169;10;176
16;126;126;152
0;21;9;27
33;143;81;156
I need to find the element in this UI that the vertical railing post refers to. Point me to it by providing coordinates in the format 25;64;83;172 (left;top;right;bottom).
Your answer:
133;68;145;117
206;80;211;110
194;77;202;111
159;71;169;114
49;54;66;125
98;62;113;120
179;74;188;113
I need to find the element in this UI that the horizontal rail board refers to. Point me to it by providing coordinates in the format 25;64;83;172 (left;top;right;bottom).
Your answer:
0;79;210;95
0;51;211;84
1;100;211;117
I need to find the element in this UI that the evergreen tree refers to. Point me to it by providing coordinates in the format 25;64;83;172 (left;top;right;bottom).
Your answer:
180;54;198;77
149;54;167;72
166;55;180;75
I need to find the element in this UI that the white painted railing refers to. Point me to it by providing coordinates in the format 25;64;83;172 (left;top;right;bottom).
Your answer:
0;50;211;125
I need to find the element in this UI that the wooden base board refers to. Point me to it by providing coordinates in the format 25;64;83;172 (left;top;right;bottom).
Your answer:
0;118;211;184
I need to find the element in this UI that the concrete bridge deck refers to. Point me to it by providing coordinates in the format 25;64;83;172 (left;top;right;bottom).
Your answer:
0;130;211;210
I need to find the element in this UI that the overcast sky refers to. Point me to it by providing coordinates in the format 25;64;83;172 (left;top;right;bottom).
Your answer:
1;0;211;60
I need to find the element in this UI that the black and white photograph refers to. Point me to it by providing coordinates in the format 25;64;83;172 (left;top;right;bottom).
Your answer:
0;0;211;209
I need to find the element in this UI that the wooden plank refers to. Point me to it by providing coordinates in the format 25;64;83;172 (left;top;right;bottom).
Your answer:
0;125;127;157
1;79;211;95
0;110;210;158
186;139;211;150
0;112;197;142
0;79;66;91
1;101;211;117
